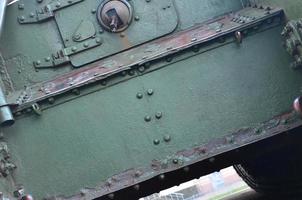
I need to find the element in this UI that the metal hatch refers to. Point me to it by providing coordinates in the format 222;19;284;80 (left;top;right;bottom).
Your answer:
17;0;179;68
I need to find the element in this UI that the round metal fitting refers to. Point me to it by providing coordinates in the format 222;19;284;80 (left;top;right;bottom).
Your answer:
97;0;133;33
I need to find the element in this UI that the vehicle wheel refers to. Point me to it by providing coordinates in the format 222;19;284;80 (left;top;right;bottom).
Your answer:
234;143;302;198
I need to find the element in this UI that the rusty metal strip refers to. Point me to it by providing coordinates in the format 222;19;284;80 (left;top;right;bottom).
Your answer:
7;6;283;111
45;111;301;200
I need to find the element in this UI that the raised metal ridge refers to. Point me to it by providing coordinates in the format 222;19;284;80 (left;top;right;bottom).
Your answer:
7;6;283;112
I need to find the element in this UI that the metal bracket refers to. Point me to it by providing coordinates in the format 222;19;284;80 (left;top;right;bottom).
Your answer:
34;37;103;68
18;0;84;24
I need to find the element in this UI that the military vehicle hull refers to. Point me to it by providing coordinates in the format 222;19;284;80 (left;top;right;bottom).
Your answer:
0;0;302;199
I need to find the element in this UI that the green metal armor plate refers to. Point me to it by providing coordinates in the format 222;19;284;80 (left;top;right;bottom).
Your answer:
0;0;302;200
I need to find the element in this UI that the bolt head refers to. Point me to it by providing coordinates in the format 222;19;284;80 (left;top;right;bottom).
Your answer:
147;89;154;96
144;115;151;122
159;174;165;180
155;111;162;119
153;139;160;145
163;135;171;142
173;159;178;164
136;93;143;99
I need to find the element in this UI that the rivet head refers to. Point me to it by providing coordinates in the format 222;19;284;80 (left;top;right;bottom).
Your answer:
155;111;162;119
72;89;80;95
153;139;160;145
138;66;145;72
128;70;135;76
48;97;55;104
18;4;24;9
136;93;143;99
21;195;34;200
159;174;165;180
56;2;61;7
91;9;96;14
100;79;107;86
166;56;173;62
45;57;51;62
173;159;178;164
163;135;171;142
95;38;102;44
147;89;154;96
30;12;36;18
71;47;77;52
133;184;140;191
183;166;190;172
37;0;43;3
134;16;140;21
144;115;151;122
35;60;41;65
19;16;25;22
108;193;114;199
83;42;89;48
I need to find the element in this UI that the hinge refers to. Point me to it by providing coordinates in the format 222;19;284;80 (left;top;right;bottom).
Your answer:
18;0;84;24
34;37;103;68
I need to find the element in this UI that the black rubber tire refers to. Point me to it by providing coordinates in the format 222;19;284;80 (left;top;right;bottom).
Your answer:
234;143;302;198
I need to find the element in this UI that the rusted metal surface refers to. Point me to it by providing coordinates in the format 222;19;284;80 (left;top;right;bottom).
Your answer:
46;111;302;200
7;6;283;112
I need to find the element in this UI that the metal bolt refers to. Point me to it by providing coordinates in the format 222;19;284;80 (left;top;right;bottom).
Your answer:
144;115;151;122
72;88;80;95
95;38;102;44
155;111;162;119
21;194;34;200
83;42;89;48
91;9;96;14
166;56;173;62
45;57;51;62
173;159;178;164
183;166;190;172
159;174;165;180
134;16;140;21
138;66;145;72
35;60;41;65
147;89;154;96
163;135;171;142
153;139;160;145
71;47;77;52
48;97;55;104
133;184;140;191
108;194;114;199
136;93;143;99
192;45;199;52
128;70;135;76
19;16;25;22
18;4;24;9
101;80;107;86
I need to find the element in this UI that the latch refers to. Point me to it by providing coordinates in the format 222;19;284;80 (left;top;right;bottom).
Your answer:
34;37;103;68
18;0;84;24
